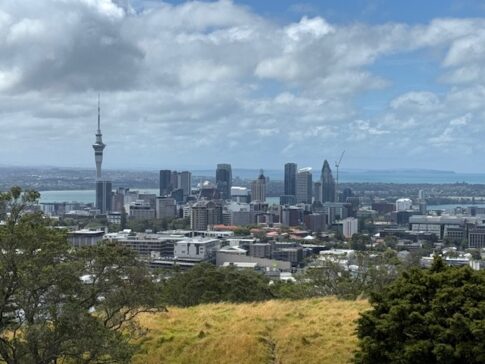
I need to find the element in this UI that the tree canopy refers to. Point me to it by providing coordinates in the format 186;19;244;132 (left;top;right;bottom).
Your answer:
354;257;485;364
0;187;165;364
161;263;274;307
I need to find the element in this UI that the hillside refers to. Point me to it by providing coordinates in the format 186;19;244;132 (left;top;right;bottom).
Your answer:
133;298;370;364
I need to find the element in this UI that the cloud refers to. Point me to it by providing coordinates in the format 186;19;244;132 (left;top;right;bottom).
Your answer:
1;0;485;170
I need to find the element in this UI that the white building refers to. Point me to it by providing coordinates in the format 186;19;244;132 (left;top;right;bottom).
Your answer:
396;198;413;211
231;186;249;203
174;238;221;261
341;217;359;238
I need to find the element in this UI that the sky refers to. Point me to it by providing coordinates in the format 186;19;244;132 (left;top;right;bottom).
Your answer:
2;0;485;172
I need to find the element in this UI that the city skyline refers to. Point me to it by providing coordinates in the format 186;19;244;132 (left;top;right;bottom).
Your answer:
2;0;485;172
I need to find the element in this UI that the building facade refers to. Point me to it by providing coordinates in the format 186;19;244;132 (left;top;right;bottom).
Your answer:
321;160;336;203
251;170;266;202
296;168;313;204
284;162;297;197
216;163;232;200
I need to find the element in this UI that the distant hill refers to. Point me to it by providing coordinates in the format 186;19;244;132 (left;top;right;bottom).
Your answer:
133;298;369;364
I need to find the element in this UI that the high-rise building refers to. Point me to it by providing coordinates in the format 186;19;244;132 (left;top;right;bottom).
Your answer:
190;200;223;230
96;180;112;214
156;197;177;220
313;181;322;203
251;170;266;202
92;96;112;213
296;168;313;204
396;198;412;211
159;170;172;196
284;162;297;196
160;170;191;201
216;164;232;200
321;160;336;203
179;171;192;199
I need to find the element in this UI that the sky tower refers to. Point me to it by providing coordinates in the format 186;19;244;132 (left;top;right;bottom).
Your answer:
93;95;111;213
92;94;105;180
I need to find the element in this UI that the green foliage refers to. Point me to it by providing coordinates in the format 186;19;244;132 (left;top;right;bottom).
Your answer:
126;216;190;233
0;187;165;364
350;234;371;251
271;251;402;301
354;257;485;364
383;235;398;249
161;263;274;307
233;227;252;236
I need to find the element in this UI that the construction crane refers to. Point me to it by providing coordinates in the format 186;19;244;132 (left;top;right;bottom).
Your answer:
335;150;345;202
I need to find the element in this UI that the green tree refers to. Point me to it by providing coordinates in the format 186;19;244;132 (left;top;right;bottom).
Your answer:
355;257;485;364
350;234;371;251
0;187;165;364
161;263;273;307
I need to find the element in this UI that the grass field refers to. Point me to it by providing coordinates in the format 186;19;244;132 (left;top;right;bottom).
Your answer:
133;298;370;364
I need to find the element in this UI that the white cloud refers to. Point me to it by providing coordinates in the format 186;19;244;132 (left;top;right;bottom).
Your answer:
1;1;485;170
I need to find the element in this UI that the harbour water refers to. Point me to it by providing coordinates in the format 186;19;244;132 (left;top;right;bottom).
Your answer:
38;191;485;211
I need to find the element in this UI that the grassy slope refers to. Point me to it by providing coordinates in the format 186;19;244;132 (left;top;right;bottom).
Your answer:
133;298;370;364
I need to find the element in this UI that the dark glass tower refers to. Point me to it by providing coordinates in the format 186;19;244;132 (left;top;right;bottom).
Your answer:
284;162;297;196
159;170;172;196
321;160;336;203
216;164;232;200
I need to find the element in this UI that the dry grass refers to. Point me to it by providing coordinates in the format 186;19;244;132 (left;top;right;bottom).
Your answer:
133;297;370;364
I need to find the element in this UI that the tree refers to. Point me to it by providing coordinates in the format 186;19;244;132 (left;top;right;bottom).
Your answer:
161;263;274;307
383;235;398;249
350;234;371;251
0;187;165;364
301;251;401;300
354;257;485;364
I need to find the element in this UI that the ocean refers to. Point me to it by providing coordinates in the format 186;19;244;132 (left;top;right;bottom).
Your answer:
37;170;485;205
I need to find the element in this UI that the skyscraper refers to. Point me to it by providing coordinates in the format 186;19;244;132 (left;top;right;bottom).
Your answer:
296;168;313;204
321;160;336;203
251;169;266;202
313;181;322;203
216;164;232;200
92;96;112;213
159;170;172;196
179;171;192;200
284;162;297;196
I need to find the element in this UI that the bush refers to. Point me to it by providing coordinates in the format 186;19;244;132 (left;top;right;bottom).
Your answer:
161;263;274;306
354;257;485;364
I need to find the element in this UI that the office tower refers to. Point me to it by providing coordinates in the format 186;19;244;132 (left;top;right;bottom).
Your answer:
111;190;124;212
159;170;172;196
95;180;112;214
296;168;313;204
284;162;297;196
171;171;179;191
156;197;177;220
161;170;191;201
216;164;232;200
191;200;223;230
313;181;322;203
179;171;192;199
251;170;266;202
92;96;112;213
321;160;336;203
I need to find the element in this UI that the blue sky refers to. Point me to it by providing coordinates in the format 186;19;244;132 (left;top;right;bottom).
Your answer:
2;0;485;172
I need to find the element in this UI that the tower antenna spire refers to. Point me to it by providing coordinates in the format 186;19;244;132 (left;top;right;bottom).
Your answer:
97;93;101;132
